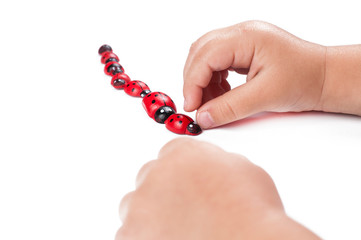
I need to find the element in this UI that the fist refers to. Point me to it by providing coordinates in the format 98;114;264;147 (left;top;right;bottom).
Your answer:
116;138;286;240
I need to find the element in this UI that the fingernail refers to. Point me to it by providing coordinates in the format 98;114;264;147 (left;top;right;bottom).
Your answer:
197;111;214;129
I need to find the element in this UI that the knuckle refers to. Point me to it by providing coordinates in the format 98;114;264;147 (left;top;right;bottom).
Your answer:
228;152;270;179
119;191;135;221
238;20;262;29
115;226;131;240
234;20;268;37
135;160;157;188
250;163;275;186
189;41;199;54
188;29;219;55
115;227;124;240
158;137;197;159
164;137;192;149
158;138;222;167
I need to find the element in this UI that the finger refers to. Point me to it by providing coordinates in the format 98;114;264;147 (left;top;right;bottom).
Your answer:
119;191;134;222
135;160;157;188
196;72;276;129
201;72;230;105
233;68;250;75
183;29;222;81
183;26;255;112
183;40;234;111
220;69;229;80
220;77;231;92
183;31;221;111
209;71;222;85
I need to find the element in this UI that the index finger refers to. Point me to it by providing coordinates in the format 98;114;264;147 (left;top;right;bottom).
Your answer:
183;24;256;112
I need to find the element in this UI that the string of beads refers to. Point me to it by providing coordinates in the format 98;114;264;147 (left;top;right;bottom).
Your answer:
98;44;202;136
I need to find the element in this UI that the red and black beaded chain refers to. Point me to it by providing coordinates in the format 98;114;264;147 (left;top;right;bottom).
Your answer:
98;44;202;136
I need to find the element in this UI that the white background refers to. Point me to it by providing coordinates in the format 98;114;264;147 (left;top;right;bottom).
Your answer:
0;0;361;239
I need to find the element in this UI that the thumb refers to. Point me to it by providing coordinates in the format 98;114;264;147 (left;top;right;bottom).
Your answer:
196;75;273;129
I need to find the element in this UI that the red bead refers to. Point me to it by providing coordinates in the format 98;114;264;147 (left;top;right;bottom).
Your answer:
142;92;176;123
98;44;112;55
164;114;202;135
104;61;124;76
111;73;131;89
124;80;150;97
101;52;119;64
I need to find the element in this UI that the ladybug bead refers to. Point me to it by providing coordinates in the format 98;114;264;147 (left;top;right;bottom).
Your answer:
98;44;112;55
164;114;202;135
185;122;202;136
104;61;124;76
124;80;151;97
111;73;131;89
142;92;177;123
101;52;119;64
98;44;202;136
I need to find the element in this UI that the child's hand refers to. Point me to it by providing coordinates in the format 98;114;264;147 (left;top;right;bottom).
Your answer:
183;21;361;129
116;138;320;240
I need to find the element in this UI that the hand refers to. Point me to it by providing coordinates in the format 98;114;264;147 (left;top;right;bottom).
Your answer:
183;20;326;129
116;138;320;240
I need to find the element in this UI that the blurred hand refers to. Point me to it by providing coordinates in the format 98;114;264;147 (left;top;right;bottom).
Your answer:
116;138;320;240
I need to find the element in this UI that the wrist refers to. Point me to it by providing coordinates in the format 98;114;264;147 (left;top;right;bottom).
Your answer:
317;45;361;116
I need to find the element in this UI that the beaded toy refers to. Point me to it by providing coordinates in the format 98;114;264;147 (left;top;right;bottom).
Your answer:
98;44;202;136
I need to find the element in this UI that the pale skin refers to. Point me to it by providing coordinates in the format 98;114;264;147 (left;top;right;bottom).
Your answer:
116;21;361;239
183;21;361;128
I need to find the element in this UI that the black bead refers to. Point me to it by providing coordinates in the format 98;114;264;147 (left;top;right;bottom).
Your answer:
98;44;112;54
113;67;124;74
187;123;202;134
105;58;119;64
140;90;151;98
154;106;175;123
107;63;123;74
113;79;125;87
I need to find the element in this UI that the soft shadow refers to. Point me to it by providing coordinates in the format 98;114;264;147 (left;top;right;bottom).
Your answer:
217;111;359;130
